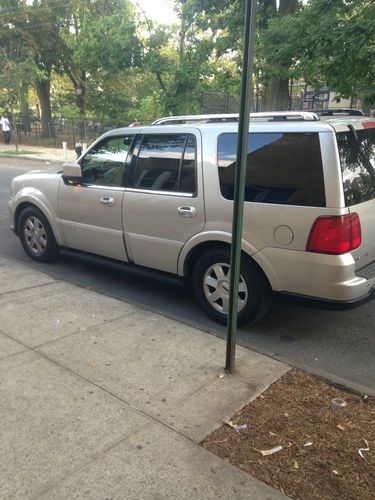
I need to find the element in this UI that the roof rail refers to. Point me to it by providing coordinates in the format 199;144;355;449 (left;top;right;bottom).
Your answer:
312;108;364;117
152;111;319;125
151;114;239;125
251;111;319;121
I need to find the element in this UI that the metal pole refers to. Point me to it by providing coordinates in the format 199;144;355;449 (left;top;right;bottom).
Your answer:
225;0;258;373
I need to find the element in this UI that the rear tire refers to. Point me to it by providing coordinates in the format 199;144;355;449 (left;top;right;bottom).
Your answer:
18;206;59;262
192;248;270;326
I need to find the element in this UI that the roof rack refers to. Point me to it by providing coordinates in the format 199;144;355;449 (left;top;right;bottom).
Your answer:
312;108;364;117
151;114;239;125
251;111;319;121
152;111;320;125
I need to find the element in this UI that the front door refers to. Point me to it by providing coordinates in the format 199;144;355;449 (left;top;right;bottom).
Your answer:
123;131;205;274
58;134;133;261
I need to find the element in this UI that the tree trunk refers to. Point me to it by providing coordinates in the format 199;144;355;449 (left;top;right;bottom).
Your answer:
262;78;290;111
261;0;298;111
278;0;298;16
20;84;31;133
35;79;55;138
76;72;86;139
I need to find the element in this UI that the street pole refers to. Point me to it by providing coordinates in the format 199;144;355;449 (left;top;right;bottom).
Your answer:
225;0;258;373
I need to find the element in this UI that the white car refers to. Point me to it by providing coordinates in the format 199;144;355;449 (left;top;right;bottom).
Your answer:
9;111;375;325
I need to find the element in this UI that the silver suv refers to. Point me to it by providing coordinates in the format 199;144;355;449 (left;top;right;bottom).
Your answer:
9;111;375;325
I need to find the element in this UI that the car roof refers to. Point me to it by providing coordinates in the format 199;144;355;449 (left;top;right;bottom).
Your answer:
101;111;375;138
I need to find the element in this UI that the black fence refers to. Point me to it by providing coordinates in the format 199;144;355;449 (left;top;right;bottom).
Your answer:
15;117;116;148
13;88;373;147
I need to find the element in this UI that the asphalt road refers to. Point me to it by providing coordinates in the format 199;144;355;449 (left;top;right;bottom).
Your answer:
1;156;374;395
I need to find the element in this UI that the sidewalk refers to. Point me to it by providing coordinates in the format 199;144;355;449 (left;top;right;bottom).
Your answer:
0;142;77;163
0;254;289;499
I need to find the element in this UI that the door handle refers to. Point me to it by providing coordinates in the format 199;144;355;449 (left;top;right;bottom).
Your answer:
100;196;114;206
178;206;196;218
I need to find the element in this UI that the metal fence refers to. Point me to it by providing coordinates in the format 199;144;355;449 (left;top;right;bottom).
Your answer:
199;91;262;113
15;117;116;148
14;88;373;147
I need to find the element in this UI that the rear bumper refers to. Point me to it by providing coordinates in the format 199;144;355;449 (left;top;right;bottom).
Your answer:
258;247;375;303
277;284;375;310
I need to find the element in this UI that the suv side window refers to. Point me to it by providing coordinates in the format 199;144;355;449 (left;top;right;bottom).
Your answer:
218;132;325;207
132;134;197;194
80;135;133;187
337;127;375;206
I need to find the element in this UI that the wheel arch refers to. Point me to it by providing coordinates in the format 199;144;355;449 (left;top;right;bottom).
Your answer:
182;238;277;291
14;197;63;245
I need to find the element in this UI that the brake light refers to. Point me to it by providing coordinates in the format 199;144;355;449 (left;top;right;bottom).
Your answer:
307;214;361;254
363;122;375;129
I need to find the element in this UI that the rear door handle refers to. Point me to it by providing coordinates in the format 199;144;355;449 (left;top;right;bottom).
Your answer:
100;196;114;206
178;206;196;218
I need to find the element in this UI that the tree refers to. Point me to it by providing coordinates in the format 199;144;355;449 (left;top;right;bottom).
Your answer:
258;0;298;110
59;0;141;122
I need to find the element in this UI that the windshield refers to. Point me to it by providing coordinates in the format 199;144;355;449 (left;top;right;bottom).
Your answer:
337;126;375;206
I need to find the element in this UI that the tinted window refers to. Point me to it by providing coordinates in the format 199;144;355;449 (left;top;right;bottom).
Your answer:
81;136;133;187
180;134;196;193
133;134;196;193
337;127;375;206
218;133;325;207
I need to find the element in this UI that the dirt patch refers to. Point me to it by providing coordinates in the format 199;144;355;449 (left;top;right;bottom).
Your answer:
201;369;374;499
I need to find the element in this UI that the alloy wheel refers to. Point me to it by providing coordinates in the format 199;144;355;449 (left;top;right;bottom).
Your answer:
24;216;48;257
203;262;248;314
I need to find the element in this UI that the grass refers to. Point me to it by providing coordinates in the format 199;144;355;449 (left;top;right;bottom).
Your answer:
0;149;42;155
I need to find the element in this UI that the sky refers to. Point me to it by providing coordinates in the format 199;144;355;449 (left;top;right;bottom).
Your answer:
134;0;179;25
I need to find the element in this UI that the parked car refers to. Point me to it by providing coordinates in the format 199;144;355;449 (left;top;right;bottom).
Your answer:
8;111;375;325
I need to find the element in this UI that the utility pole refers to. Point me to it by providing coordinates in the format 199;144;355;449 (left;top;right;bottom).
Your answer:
225;0;258;373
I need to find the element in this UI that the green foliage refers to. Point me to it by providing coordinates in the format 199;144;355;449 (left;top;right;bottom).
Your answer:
127;91;167;124
260;0;375;98
1;0;374;124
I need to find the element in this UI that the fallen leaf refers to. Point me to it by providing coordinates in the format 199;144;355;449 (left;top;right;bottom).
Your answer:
269;431;278;437
337;424;346;431
294;461;299;470
358;439;370;461
255;445;283;456
222;419;235;428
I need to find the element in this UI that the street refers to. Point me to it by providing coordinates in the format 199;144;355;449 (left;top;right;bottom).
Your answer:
1;156;374;395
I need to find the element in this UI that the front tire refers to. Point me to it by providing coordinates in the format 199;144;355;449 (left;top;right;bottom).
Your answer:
18;206;59;262
192;248;270;326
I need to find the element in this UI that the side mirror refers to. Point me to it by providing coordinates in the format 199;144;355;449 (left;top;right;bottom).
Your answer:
63;162;82;178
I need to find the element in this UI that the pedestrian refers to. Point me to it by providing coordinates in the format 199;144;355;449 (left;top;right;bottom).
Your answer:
0;114;11;144
129;119;141;127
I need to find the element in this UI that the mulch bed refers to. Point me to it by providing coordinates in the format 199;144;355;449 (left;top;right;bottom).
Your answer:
201;369;374;500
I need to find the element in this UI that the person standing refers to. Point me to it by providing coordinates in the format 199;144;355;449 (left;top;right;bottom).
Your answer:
0;115;11;144
129;119;141;127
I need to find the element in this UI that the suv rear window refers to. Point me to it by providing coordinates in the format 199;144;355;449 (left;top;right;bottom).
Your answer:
218;133;325;206
337;126;375;206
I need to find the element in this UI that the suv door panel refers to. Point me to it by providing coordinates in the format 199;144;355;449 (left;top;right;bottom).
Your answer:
123;132;205;274
58;134;133;261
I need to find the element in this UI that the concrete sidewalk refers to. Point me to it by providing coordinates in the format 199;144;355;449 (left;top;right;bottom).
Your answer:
0;142;77;163
0;255;289;499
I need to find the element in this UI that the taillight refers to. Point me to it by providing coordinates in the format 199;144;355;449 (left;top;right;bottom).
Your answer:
307;214;361;254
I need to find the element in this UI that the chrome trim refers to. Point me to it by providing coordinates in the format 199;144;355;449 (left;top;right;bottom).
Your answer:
100;196;114;206
82;184;126;192
125;187;194;197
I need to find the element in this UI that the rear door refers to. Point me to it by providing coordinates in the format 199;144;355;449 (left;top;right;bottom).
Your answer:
336;122;375;274
123;131;205;274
